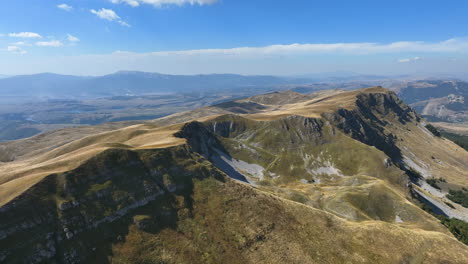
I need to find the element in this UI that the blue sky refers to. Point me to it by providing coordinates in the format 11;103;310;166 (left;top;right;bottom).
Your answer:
1;0;468;76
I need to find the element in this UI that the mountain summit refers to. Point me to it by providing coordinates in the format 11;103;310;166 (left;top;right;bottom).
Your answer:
0;87;467;263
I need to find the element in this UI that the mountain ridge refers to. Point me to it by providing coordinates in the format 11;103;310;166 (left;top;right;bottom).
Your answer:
0;86;467;263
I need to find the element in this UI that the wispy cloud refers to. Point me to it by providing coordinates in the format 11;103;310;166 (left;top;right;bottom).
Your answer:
111;0;140;7
7;46;27;54
91;8;130;27
3;37;468;76
9;32;42;38
36;40;64;47
57;4;73;11
112;38;468;56
110;0;218;8
399;57;423;63
67;34;80;43
10;41;30;46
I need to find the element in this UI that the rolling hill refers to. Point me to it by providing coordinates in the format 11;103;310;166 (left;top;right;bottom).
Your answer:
0;71;310;142
0;87;467;263
393;80;468;123
2;72;467;144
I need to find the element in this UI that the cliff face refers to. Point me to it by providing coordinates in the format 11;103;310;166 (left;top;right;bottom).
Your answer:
0;146;225;263
0;87;467;263
170;102;438;228
324;91;419;161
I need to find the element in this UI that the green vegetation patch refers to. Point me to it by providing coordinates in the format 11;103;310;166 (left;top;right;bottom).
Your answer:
439;217;468;245
425;124;441;137
444;202;456;209
425;178;446;190
420;202;468;245
441;131;468;151
447;188;468;208
407;168;423;181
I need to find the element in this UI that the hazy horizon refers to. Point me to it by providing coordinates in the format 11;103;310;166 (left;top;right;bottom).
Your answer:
1;70;468;80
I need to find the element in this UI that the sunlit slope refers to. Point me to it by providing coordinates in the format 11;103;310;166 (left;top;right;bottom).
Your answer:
0;89;350;206
0;86;467;263
1;87;466;209
1;146;467;263
1;87;466;214
0;124;185;206
177;115;444;232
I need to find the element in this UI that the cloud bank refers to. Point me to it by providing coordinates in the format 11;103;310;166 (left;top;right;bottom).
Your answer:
112;38;468;56
110;0;218;8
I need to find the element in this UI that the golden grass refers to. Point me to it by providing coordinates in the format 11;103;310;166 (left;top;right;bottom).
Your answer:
393;122;468;187
0;85;462;214
111;177;468;263
245;87;387;121
0;110;232;206
2;86;468;262
0;124;186;206
432;122;468;135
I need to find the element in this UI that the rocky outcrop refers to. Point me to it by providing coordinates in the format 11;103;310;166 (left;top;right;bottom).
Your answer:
0;146;224;263
324;91;419;162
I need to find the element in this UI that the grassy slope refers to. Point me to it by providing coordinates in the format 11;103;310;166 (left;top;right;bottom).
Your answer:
441;131;468;151
198;115;445;232
111;172;468;264
3;146;466;263
1;87;468;262
0;123;185;207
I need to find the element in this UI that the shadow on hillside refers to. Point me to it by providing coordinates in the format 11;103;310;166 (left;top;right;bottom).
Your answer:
52;146;218;263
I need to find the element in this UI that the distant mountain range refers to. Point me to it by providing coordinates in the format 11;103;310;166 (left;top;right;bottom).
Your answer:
0;71;298;98
2;71;468;99
396;80;468;122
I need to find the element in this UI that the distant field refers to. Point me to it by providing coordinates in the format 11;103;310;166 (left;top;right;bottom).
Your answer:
0;92;253;141
433;122;468;136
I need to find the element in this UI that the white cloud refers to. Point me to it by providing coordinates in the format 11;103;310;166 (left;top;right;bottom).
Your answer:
2;37;468;76
110;0;218;7
399;57;423;63
111;0;140;7
36;40;64;47
67;34;80;42
6;46;27;54
119;20;131;27
9;32;42;38
91;8;119;21
10;41;30;46
57;4;73;11
107;38;468;57
91;8;130;27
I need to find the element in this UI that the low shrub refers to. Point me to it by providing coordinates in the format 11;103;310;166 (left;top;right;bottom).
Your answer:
425;124;441;137
447;189;468;208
